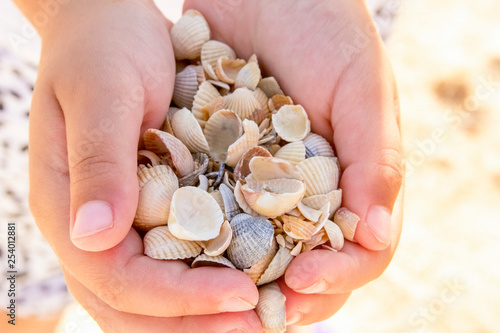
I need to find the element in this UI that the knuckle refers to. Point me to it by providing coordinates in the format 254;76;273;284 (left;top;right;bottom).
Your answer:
373;147;404;194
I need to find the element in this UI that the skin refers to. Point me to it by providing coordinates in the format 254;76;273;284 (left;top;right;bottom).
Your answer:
14;0;404;331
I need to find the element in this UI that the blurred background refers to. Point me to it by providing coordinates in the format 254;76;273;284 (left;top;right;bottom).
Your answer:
1;0;499;332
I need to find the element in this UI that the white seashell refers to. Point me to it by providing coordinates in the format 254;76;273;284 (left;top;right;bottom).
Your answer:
222;87;262;121
191;253;236;269
209;190;225;211
303;133;335;158
192;81;221;128
248;157;303;181
333;207;360;242
171;108;210;154
179;153;209;187
301;189;342;218
241;178;306;218
223;171;235;191
143;129;194;177
234;181;260;216
172;66;199;109
296;156;340;197
272;105;311;142
227;214;275;269
243;237;278;283
193;65;206;83
234;58;261;90
207;79;231;91
225;119;260;167
282;215;318;240
268;144;282;156
274;141;306;165
170;9;210;60
312;202;331;232
197;174;208;191
215;56;246;84
268;94;293;113
201;40;236;80
144;226;202;260
290;241;303;256
219;183;240;221
200;220;232;256
253;88;270;114
257;76;284;98
297;200;322;222
204;109;243;162
161;106;179;135
301;230;329;252
323;220;344;251
168;187;224;241
256;245;294;286
256;282;287;333
233;146;272;182
137;150;162;167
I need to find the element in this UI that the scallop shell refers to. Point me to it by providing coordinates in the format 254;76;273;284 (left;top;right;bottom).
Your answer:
201;40;236;80
225;119;260;167
256;245;294;286
171;108;210;154
268;94;293;113
240;178;306;218
243;237;278;283
272;105;311;142
170;9;210;60
219;183;240;221
134;165;179;231
193;65;206;83
303;133;335;158
296;200;323;222
178;153;209;187
192;81;221;128
144;226;202;260
234;181;260;216
235;59;261;90
168;187;225;241
323;219;344;251
258;76;284;98
215;56;246;84
248;157;303;181
191;253;236;269
274;141;306;165
161;107;180;135
282;215;318;240
222;87;262;121
301;189;342;218
253;88;270;114
256;282;286;333
204;109;242;161
143;129;194;177
233;147;272;182
296;156;340;197
227;214;275;269
172;66;199;109
333;207;360;242
200;220;232;256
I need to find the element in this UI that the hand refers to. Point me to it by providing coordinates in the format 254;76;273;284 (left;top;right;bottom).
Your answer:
184;0;404;327
27;1;261;332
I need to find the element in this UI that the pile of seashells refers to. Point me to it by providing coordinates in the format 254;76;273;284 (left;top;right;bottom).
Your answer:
135;10;360;333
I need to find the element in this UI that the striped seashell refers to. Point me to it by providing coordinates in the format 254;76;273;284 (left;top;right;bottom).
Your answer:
233;146;272;182
172;66;199;109
268;94;294;113
225;119;260;167
303;133;335;158
219;183;240;221
274;141;306;165
160;107;180;135
296;200;323;222
171;108;210;154
302;229;329;252
201;40;236;80
204;109;242;162
282;215;318;240
192;81;221;128
144;226;202;260
333;207;360;242
179;153;209;187
222;87;262;121
257;76;284;98
243;237;278;283
272;105;311;142
322;219;344;251
191;253;236;269
255;282;287;333
234;57;261;90
215;56;246;84
301;189;342;218
193;65;206;83
200;220;232;256
253;88;270;114
296;156;340;197
170;10;210;60
256;245;294;286
233;181;260;216
248;156;303;181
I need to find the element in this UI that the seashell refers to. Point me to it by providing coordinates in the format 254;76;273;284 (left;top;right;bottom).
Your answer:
234;58;261;90
179;152;209;187
303;133;335;158
297;200;322;222
204;109;242;162
215;56;246;84
222;87;262;121
225;119;260;167
172;66;199;109
290;241;303;256
296;156;339;197
209;190;225;211
312;202;331;231
227;214;275;269
243;237;278;283
323;219;344;251
272;105;311;142
193;65;206;83
234;181;260;216
233;146;272;182
170;10;210;60
256;282;287;333
200;220;232;256
171;108;210;154
286;208;302;217
240;178;306;218
301;189;342;218
161;107;180;135
302;230;329;252
274;141;306;165
144;129;194;177
219;183;240;221
168;187;224;241
268;94;293;113
192;81;221;127
191;253;236;269
223;171;235;191
282;215;318;240
257;76;284;98
256;245;294;286
333;207;360;242
253;88;270;114
137;150;162;167
201;40;236;80
144;226;202;259
197;174;208;191
268;144;282;156
248;157;303;181
207;79;231;91
200;96;225;120
249;107;270;126
134;165;178;231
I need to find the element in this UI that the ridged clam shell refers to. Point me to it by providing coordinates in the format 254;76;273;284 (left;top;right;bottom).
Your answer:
201;220;232;256
137;150;162;167
172;66;199;109
256;245;294;286
296;156;340;197
272;105;311;142
134;165;178;231
302;230;329;252
333;207;360;242
168;187;225;241
219;183;240;221
201;40;236;80
248;157;303;181
234;181;260;216
209;190;225;211
143;129;194;177
215;56;246;84
258;76;284;98
179;153;209;187
161;107;180;135
256;282;287;333
253;88;270;114
233;146;272;182
170;10;210;60
192;81;221;128
243;237;278;283
323;219;344;251
282;215;318;240
171;108;210;154
191;253;236;269
235;59;261;90
303;133;335;158
204;109;242;162
225;119;260;167
301;189;342;218
193;65;206;83
227;214;275;269
268;94;293;113
222;87;262;121
144;226;202;260
241;178;306;218
274;141;306;165
297;200;322;222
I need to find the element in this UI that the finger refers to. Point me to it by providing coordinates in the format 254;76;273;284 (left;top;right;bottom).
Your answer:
64;269;263;333
29;84;259;317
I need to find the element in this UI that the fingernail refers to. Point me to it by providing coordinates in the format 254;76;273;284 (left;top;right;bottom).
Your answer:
72;201;114;239
287;311;303;326
366;205;392;246
219;297;256;312
295;279;327;294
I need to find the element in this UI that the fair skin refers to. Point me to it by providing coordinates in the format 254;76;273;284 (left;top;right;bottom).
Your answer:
12;0;403;332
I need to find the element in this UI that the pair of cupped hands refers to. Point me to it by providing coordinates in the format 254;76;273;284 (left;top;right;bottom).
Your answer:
28;0;404;331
